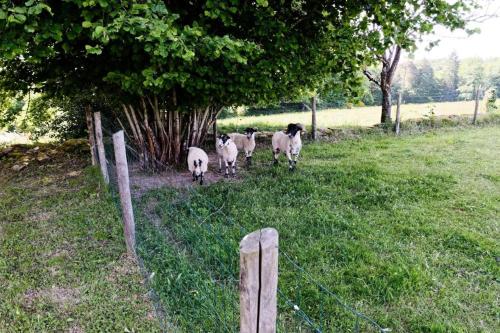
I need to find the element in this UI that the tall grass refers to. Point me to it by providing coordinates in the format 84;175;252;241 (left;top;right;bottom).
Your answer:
136;125;500;332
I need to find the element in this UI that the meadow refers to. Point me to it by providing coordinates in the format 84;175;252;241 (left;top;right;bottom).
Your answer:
218;100;479;131
0;143;161;332
136;124;499;332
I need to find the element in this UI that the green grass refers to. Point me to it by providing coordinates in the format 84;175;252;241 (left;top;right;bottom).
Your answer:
0;144;161;332
136;125;499;332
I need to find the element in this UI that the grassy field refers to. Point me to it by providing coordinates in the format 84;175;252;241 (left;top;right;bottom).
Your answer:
219;100;479;131
0;143;161;332
136;124;499;332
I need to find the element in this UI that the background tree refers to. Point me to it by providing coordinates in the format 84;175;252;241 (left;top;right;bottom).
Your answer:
362;0;474;124
443;51;461;101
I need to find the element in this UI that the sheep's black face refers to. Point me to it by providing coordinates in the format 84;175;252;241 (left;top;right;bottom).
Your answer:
217;134;231;148
244;127;257;139
286;123;301;138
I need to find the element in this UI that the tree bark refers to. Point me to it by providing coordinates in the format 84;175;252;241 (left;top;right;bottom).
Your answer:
381;82;392;124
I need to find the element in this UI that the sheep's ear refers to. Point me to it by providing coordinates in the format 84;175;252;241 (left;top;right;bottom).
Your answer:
193;160;198;167
198;159;202;166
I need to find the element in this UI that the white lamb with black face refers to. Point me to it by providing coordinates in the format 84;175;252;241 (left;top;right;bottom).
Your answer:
216;134;238;178
187;147;208;185
272;123;305;171
229;127;257;166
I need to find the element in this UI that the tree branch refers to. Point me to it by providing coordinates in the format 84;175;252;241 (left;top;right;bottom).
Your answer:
363;69;381;87
387;45;402;84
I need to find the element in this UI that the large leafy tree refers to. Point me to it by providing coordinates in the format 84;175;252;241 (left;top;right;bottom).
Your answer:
1;0;372;166
0;0;475;164
362;0;475;124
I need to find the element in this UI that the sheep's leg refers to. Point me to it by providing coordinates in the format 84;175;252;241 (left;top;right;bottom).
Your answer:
200;172;204;185
224;160;229;178
286;150;294;171
292;153;299;169
192;171;196;182
273;149;279;165
231;161;236;177
218;156;222;173
245;150;252;167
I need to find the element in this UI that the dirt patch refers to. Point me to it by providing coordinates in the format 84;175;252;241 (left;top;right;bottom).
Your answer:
23;287;81;309
67;326;84;333
30;211;54;223
128;151;247;197
106;253;140;283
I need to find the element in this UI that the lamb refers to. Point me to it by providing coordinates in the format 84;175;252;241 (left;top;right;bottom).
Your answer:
216;134;238;178
229;127;257;166
187;147;208;185
272;123;305;171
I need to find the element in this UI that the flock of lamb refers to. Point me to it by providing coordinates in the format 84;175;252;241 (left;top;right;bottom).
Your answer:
187;123;306;185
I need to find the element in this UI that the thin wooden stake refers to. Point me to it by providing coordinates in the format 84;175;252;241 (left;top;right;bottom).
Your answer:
311;96;317;141
112;130;136;255
395;92;402;135
240;228;278;333
94;112;109;183
85;105;97;166
472;86;480;124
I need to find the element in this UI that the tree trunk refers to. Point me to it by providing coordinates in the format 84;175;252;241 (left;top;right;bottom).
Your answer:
120;98;220;169
381;83;392;124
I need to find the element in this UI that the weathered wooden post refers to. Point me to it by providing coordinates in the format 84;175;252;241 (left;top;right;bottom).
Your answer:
85;106;97;166
395;92;402;135
112;130;136;255
240;228;278;333
472;86;480;124
94;112;109;183
311;96;317;141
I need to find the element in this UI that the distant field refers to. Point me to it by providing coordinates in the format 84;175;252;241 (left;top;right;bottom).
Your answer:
219;100;478;130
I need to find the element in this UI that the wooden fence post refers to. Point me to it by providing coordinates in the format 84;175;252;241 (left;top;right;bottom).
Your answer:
311;96;317;141
395;92;402;135
112;130;136;255
94;112;109;184
85;106;97;166
240;228;278;333
472;86;480;124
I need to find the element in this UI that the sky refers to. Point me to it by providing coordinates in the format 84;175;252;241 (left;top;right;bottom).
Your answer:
410;0;500;60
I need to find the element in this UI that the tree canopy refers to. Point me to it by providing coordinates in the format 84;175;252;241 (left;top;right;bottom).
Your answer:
0;0;477;165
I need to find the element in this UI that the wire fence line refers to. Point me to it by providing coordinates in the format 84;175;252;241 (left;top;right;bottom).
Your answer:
92;110;393;332
91;95;496;330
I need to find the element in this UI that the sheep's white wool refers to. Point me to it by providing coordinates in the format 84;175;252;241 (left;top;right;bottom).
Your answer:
272;124;303;170
229;133;256;157
216;136;238;176
187;147;208;175
272;131;302;155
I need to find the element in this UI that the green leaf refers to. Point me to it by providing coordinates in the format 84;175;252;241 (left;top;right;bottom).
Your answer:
82;21;92;28
85;44;102;55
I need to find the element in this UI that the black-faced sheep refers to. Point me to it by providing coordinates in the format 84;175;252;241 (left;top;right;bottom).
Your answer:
272;123;305;171
216;134;238;178
229;127;257;166
187;147;208;185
